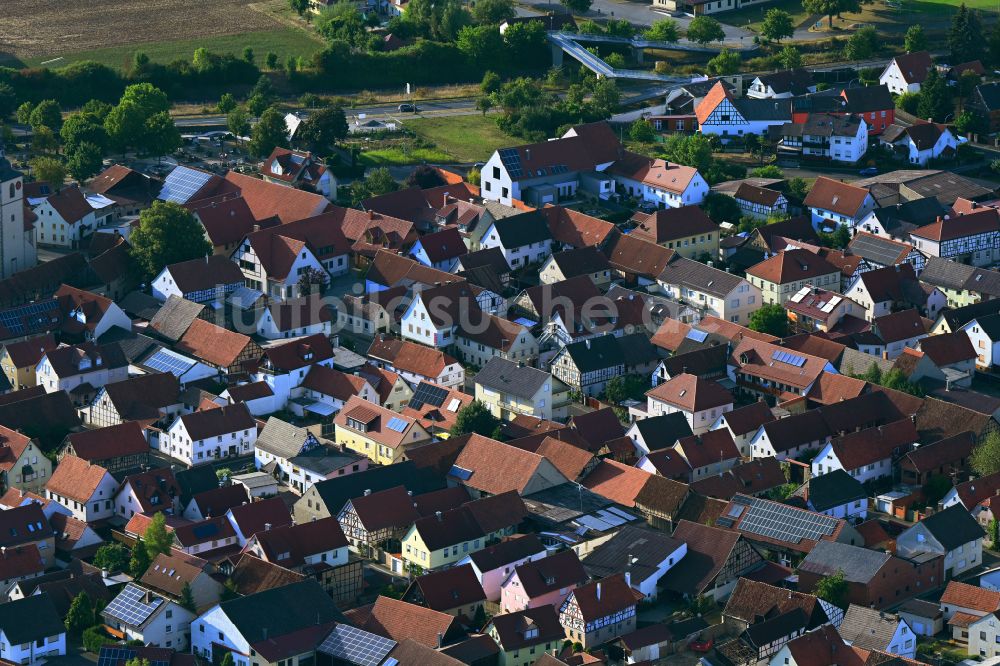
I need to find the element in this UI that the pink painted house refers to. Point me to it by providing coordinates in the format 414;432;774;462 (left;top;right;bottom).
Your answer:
460;534;547;602
500;548;588;612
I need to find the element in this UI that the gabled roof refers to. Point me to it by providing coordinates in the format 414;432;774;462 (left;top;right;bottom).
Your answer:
474;357;550;400
511;549;587;598
748;248;840;284
353;595;460;648
848;232;915;267
450;434;567;495
914;503;984;550
724;578;827;628
918;330;976;366
177;402;255;441
218;580;341;644
0;593;65;645
566;573;642;621
468;533;545;573
911;207;1000;242
149;296;204;342
249;517;348;567
228;553;305;596
160;255;244;294
540;206;617;248
941;580;1000;612
646;373;733;412
804;177;871;218
413;227;468;263
220;171;332;224
46;454;112;503
120;467;183;514
407;563;486;611
175;318;254;369
494;121;622;184
367;334;456;378
3;333;57;369
488;210;553;248
659;519;744;596
630;205;718;244
65;421;147;462
901;431;974;474
658;254;747;298
488;604;563;651
807;469;866;512
799;540;889;584
228;496;292;540
827;419;918;471
873;308;928;343
889;51;933;84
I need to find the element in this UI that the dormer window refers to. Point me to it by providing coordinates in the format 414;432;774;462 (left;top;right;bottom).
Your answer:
94;356;102;366
524;628;538;639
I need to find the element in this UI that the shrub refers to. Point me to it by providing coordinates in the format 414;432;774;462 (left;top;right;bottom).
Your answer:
82;626;114;653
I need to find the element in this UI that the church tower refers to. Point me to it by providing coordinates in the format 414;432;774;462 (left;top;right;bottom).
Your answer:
0;153;33;279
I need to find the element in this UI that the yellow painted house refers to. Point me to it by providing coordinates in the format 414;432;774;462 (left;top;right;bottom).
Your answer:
0;334;56;390
333;395;430;466
401;492;527;573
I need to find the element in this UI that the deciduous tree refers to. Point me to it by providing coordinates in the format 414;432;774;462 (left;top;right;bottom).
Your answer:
778;45;802;69
29;100;62;132
707;49;741;76
473;0;516;24
685;16;725;44
144;511;174;559
972;431;1000;476
130;201;211;278
813;570;848;609
67;142;104;182
450;400;501;438
629;118;656;143
748;303;789;336
904;24;927;53
406;165;447;189
760;9;794;42
297;106;348;154
248;107;290;158
30;157;66;186
560;0;592;13
645;18;680;42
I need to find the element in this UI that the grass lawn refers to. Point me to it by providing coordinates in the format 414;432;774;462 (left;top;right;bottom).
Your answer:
357;147;455;167
18;27;323;70
403;115;517;164
717;0;811;30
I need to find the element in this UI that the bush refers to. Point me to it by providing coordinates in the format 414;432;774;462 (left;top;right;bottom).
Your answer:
82;626;115;653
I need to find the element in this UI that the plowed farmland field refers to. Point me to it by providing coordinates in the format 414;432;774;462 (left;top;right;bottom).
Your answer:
0;0;321;68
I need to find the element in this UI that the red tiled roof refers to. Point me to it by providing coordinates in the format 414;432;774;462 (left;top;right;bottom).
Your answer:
911;208;1000;242
568;574;642;622
646;373;733;412
65;421;147;462
941;580;1000;613
222;171;331;224
362;596;461;648
46;454;111;503
804;177;871;218
747;248;840;284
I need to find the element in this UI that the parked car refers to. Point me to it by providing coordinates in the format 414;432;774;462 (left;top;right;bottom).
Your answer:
859;166;878;177
689;638;713;653
398;103;419;113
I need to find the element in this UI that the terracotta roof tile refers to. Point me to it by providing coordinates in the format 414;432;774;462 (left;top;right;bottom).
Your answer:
941;580;1000;613
646;373;733;412
804;177;871;218
362;596;460;648
46;454;111;503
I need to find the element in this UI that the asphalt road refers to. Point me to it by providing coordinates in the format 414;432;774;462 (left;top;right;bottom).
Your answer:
174;98;480;129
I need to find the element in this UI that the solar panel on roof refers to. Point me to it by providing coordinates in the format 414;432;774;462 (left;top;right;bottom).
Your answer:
408;382;449;410
686;329;709;343
144;348;196;376
735;496;839;544
192;523;219;539
318;624;397;666
771;349;807;367
104;584;164;627
449;465;473;480
158;166;214;204
385;417;408;433
0;299;60;336
498;148;524;179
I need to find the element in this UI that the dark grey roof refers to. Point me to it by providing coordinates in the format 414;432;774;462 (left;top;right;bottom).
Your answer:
902;171;995;205
659;255;746;298
97;329;162;364
920;257;976;290
0;593;65;644
489;211;553;249
0;157;22;184
219;580;343;641
939;299;1000;331
807;470;866;512
563;334;625;373
149;295;205;342
799;541;890;583
756;69;815;96
917;504;985;551
256;418;313;459
288;449;363;475
733;97;793;122
313;460;445;513
633;412;694;448
977;81;1000;111
848;234;912;268
838;605;901;651
582;525;685;583
872;197;947;232
119;291;162;320
457;247;510;273
474;357;551;400
744;608;809;648
973;312;1000;340
838;347;894;376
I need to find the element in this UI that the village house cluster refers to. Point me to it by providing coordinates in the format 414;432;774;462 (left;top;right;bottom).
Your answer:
7;77;1000;666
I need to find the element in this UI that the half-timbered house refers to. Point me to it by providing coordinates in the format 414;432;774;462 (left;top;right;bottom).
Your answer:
558;574;642;649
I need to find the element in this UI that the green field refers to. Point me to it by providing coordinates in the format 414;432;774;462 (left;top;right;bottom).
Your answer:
15;27;323;70
358;146;455;166
403;115;517;163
